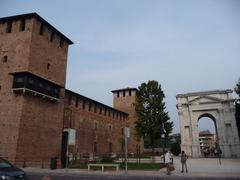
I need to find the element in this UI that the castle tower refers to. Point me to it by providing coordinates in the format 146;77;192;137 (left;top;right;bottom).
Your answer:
111;88;143;154
0;13;73;167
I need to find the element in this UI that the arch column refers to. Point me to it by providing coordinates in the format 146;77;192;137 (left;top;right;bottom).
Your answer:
191;113;201;158
178;104;192;157
216;108;231;157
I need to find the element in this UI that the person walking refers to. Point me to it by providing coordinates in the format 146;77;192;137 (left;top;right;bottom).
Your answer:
165;150;173;175
180;150;188;173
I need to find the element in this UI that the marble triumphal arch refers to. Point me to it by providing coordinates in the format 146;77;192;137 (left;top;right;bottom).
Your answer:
176;89;240;158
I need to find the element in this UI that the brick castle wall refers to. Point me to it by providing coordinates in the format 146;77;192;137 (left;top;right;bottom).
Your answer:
0;17;34;162
64;90;127;158
0;13;142;168
0;14;70;167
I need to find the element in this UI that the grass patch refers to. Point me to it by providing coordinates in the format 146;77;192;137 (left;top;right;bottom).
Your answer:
130;154;151;159
69;162;165;170
69;163;88;169
120;163;164;170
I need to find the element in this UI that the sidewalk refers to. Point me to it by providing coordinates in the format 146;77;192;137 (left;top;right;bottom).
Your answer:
23;157;240;179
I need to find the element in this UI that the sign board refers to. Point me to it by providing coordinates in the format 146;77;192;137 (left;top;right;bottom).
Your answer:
125;127;130;138
68;129;76;145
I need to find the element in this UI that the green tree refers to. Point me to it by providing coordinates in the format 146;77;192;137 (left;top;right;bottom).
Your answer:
235;78;240;97
170;142;181;156
234;78;240;138
170;135;181;156
135;80;173;154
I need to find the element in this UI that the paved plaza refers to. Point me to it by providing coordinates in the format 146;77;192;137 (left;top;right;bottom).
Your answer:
160;156;240;178
24;157;240;179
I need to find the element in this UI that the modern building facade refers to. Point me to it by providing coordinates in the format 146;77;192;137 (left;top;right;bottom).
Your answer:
0;13;142;168
199;130;216;151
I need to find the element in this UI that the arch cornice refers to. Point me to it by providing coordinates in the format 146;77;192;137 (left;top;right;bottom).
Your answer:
176;89;233;98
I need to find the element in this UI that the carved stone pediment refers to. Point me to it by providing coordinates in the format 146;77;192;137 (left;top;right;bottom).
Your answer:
188;95;223;105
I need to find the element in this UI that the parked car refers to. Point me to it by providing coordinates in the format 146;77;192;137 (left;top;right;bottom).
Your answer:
0;158;27;180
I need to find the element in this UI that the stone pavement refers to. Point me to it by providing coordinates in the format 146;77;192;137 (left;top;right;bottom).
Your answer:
23;157;240;179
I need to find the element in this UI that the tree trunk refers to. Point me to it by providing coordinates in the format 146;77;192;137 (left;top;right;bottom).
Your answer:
151;138;155;163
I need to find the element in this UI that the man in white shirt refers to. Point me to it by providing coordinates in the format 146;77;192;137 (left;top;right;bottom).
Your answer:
165;150;172;175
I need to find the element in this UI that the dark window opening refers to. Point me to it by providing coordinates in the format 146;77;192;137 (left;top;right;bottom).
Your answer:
50;31;54;42
109;143;112;153
6;22;12;33
113;112;115;119
68;94;72;105
104;108;107;115
39;23;44;35
59;38;64;47
94;122;98;130
129;90;131;96
39;83;43;88
19;19;26;31
53;88;58;94
121;142;124;152
46;86;51;91
75;98;79;107
94;105;97;113
99;107;102;114
0;85;1;91
121;128;124;136
117;92;119;98
28;78;34;84
89;103;92;111
123;91;125;97
47;63;50;70
82;100;86;109
108;110;111;117
94;142;98;153
3;56;8;63
12;73;61;99
109;125;112;132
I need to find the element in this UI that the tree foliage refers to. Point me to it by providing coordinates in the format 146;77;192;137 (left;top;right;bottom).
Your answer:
144;135;173;149
235;78;240;138
234;78;240;97
135;80;173;150
170;142;181;156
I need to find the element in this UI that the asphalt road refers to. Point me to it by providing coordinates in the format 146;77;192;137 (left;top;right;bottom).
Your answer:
27;173;240;180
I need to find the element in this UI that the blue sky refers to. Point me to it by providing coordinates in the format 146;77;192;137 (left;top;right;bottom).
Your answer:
1;0;239;133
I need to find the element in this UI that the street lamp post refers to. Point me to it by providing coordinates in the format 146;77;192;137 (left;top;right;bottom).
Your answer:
161;133;165;163
124;127;130;174
161;123;166;163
